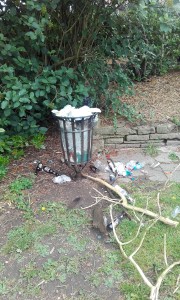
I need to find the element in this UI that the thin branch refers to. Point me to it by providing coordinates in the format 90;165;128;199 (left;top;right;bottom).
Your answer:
157;193;161;216
164;163;180;188
82;174;179;227
164;234;168;267
151;260;180;300
173;274;180;294
109;204;154;289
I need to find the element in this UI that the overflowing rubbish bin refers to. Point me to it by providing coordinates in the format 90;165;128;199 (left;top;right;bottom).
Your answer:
52;105;101;171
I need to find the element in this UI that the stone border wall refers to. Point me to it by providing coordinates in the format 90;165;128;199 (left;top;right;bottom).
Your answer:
93;121;180;150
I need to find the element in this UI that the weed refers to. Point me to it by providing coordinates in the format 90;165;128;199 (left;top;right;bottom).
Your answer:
172;116;180;126
121;282;149;300
58;273;67;283
23;283;41;298
144;143;159;157
2;220;57;254
40;259;58;281
168;152;179;161
90;250;123;288
0;155;9;180
0;281;8;295
66;235;87;252
89;273;102;287
66;256;79;274
20;262;39;282
11;149;24;159
34;243;50;257
10;177;34;194
0;155;9;166
0;262;4;272
0;166;7;180
3;223;35;253
10;135;28;149
31;134;46;149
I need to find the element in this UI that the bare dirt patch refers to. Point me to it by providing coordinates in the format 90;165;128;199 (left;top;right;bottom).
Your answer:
121;71;180;123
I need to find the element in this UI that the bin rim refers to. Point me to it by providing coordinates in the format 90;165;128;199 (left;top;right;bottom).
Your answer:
52;112;98;121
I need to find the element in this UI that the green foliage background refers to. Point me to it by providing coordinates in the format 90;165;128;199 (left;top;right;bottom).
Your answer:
0;0;179;136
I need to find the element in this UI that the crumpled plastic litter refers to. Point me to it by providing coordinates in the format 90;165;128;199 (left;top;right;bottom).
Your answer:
52;105;101;118
114;184;134;204
52;175;71;184
114;162;132;176
171;206;180;218
126;160;144;171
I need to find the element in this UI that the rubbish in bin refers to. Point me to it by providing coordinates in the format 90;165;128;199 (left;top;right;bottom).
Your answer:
52;175;71;184
52;105;101;118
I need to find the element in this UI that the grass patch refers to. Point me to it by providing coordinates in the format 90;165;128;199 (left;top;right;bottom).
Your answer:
114;182;180;299
0;179;179;300
144;142;159;157
2;220;56;254
168;152;180;161
9;176;34;194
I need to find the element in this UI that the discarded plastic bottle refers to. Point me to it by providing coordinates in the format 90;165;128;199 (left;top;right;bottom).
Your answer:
171;206;180;218
93;160;108;172
114;185;134;204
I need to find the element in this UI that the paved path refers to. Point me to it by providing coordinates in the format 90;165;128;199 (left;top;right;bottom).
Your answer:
96;145;180;183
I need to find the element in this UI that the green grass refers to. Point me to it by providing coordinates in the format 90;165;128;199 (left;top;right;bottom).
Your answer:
2;220;56;254
114;182;180;299
144;143;159;157
0;176;179;300
9;176;34;194
168;152;180;161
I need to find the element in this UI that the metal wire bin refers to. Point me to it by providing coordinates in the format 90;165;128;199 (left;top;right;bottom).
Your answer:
56;114;97;173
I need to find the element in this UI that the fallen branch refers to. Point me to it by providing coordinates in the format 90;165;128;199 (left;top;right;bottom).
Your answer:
110;204;180;300
82;173;179;227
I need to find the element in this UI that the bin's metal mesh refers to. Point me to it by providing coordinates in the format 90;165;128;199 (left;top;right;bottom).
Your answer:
57;115;95;166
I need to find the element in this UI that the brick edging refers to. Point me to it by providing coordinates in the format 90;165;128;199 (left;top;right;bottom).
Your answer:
93;121;180;150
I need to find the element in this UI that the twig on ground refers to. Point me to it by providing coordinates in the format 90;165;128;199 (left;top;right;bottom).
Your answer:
164;163;180;188
110;204;180;300
164;233;168;267
82;173;179;227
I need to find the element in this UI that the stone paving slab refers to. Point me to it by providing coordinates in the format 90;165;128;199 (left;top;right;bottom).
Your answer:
94;145;180;183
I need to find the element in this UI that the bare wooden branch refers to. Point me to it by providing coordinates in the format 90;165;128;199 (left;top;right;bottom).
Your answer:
173;274;180;294
82;174;179;227
109;204;154;289
150;260;180;300
164;234;168;267
109;204;180;300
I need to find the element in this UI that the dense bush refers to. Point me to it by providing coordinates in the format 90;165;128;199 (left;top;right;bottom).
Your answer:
115;1;180;80
0;0;179;137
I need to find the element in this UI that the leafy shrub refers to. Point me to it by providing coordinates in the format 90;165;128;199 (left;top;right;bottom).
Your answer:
115;2;180;80
0;0;179;136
